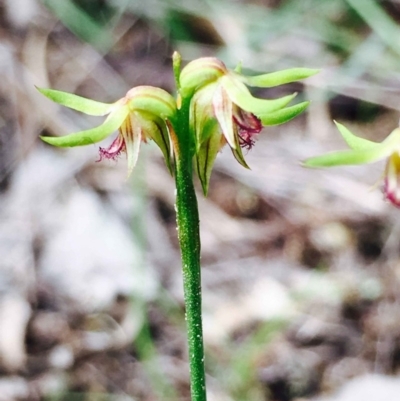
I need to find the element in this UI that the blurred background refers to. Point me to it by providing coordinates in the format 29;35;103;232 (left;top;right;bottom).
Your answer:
2;0;400;400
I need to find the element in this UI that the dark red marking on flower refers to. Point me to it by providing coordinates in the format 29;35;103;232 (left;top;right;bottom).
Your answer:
233;110;262;149
383;179;400;208
97;132;126;162
238;130;256;149
233;110;262;133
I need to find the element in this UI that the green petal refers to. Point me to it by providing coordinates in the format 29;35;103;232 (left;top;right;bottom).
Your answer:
196;130;223;196
239;68;319;88
231;128;250;169
304;148;385;167
258;101;310;126
213;85;236;149
147;117;173;175
37;87;114;116
127;86;177;119
189;83;218;152
220;75;296;115
304;127;400;168
120;113;141;177
334;121;377;150
40;106;129;147
304;140;394;168
200;119;219;146
180;57;227;96
129;111;173;175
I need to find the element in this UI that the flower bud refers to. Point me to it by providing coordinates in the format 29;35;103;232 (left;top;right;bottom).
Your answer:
126;86;176;119
180;57;227;96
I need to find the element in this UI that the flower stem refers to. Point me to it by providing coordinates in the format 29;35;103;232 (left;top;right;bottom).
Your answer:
173;95;207;401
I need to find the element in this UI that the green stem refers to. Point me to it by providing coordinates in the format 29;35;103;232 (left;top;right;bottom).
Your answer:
173;96;207;401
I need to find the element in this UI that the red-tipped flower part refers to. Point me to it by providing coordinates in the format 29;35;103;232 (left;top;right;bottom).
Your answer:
39;86;176;176
384;152;400;207
304;122;400;209
98;133;126;161
181;57;315;195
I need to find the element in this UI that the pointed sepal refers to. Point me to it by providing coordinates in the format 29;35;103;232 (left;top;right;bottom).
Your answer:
334;121;377;150
231;126;250;169
304;129;400;168
37;87;114;116
258;101;310;126
40;106;129;147
220;75;297;115
240;68;319;88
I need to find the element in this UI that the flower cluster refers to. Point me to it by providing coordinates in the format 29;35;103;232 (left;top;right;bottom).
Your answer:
39;86;176;176
304;121;400;207
179;57;317;193
39;55;318;194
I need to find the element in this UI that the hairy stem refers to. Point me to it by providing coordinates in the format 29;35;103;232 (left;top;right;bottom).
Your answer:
173;95;207;401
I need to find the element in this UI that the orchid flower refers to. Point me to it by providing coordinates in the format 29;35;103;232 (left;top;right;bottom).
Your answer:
304;121;400;207
38;53;320;401
38;86;176;175
179;57;318;194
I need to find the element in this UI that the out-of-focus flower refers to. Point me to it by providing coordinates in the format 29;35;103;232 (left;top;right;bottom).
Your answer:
304;121;400;207
38;86;176;175
179;57;318;194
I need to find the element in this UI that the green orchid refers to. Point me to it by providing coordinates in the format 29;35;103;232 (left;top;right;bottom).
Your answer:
38;86;177;175
179;57;318;195
304;121;400;207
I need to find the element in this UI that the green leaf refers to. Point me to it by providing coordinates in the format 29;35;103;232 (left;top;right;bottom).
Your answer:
40;106;128;147
37;87;114;116
334;121;377;150
221;75;296;115
240;68;320;88
259;101;310;125
346;0;400;59
42;0;113;52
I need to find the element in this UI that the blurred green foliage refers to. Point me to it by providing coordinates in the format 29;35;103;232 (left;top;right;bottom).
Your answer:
39;0;400;68
41;0;400;103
